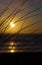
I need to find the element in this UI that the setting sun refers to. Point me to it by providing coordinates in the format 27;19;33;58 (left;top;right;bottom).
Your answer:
9;22;15;28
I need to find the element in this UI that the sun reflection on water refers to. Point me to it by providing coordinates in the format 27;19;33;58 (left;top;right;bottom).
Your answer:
8;42;16;53
10;50;14;53
10;42;15;46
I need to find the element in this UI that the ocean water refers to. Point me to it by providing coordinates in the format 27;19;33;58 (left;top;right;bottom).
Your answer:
0;34;42;53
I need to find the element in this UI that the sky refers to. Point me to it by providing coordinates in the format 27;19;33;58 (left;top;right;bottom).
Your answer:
0;0;42;34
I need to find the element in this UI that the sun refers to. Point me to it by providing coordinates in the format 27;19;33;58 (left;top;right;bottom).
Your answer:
9;22;15;28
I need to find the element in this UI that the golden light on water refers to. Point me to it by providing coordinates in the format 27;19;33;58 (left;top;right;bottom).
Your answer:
10;42;14;45
10;49;14;53
8;42;16;53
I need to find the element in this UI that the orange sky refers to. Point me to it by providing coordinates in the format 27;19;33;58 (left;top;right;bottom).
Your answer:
0;0;42;34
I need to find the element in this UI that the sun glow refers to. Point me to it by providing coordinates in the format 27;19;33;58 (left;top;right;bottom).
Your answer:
9;22;15;28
